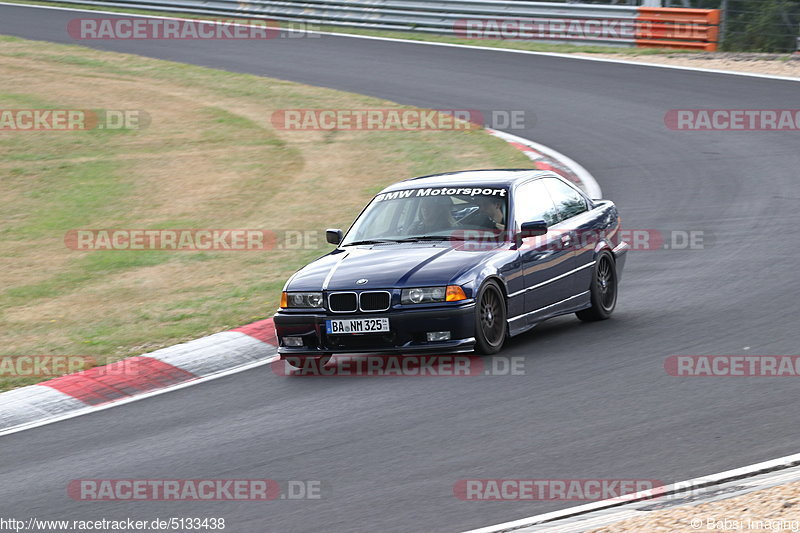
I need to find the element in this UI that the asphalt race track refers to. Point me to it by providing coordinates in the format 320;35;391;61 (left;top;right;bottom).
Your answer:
1;5;799;531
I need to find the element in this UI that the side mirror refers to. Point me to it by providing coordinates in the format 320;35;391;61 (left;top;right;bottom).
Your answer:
326;228;343;245
516;220;548;246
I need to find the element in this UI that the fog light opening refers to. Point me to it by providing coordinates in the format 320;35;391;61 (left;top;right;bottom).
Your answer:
283;336;304;347
427;331;451;342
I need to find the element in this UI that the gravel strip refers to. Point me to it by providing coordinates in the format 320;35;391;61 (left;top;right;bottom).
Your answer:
578;52;800;79
588;481;800;532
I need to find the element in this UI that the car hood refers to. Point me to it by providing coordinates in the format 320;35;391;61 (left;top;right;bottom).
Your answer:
285;243;496;291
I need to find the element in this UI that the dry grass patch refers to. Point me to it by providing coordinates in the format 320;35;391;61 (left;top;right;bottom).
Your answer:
0;36;530;391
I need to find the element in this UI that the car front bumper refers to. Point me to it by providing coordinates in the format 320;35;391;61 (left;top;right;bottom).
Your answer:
274;302;476;356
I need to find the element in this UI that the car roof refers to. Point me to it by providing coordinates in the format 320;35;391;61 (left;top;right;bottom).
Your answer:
379;169;554;193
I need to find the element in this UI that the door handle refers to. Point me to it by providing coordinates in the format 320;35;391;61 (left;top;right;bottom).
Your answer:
560;234;572;248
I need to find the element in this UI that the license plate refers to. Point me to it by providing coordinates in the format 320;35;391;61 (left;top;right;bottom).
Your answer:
326;317;390;334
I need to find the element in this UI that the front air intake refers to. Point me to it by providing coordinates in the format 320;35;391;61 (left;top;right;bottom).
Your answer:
359;291;391;312
328;292;358;313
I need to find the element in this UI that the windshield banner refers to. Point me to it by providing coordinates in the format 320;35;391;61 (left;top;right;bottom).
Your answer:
374;187;507;202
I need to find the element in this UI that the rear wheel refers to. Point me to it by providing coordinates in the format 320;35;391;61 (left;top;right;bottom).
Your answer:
474;280;507;355
576;251;617;322
284;354;332;369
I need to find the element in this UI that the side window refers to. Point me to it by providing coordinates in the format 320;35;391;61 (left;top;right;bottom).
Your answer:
514;180;558;227
544;178;589;223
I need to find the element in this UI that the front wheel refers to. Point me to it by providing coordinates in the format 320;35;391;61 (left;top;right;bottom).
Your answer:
474;280;507;355
576;251;617;322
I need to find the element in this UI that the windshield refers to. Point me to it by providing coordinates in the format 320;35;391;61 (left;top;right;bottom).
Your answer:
341;186;509;246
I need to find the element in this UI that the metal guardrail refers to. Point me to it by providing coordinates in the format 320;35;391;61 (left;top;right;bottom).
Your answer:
41;0;720;50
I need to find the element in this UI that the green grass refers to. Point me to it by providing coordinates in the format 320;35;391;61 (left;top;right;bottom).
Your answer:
0;35;532;391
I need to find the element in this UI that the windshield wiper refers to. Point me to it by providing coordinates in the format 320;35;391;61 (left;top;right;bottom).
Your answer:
342;239;400;246
344;235;460;246
395;235;459;242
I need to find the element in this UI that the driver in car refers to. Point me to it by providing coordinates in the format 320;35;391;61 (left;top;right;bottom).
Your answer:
411;196;456;235
470;195;506;232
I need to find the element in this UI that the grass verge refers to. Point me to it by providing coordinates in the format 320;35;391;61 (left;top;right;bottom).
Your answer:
0;35;531;391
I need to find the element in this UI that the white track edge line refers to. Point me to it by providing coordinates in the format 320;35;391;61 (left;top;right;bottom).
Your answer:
0;353;279;438
463;451;800;533
2;1;800;84
487;128;602;200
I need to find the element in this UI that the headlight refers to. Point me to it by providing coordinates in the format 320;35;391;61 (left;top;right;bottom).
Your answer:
281;291;323;308
401;286;466;304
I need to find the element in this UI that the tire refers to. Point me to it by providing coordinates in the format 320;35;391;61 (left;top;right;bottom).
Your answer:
284;354;332;369
576;250;618;322
474;280;507;355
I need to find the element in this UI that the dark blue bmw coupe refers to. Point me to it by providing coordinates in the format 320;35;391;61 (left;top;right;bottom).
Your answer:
274;169;628;366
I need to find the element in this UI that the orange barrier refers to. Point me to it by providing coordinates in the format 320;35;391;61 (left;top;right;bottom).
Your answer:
636;7;720;51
